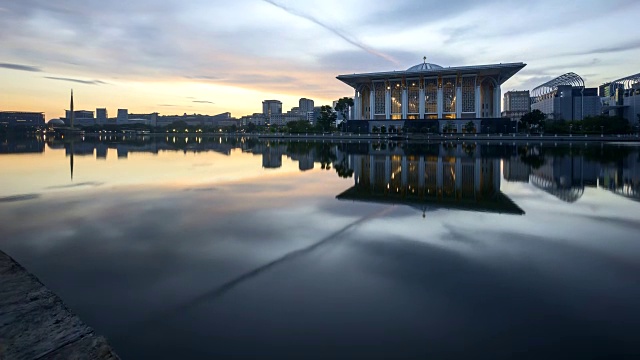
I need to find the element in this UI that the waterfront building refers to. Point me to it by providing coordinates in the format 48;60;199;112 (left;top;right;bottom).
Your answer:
502;90;530;123
336;58;525;133
531;73;602;121
129;112;158;127
0;111;45;128
96;108;108;125
299;98;314;116
65;110;95;127
117;109;128;125
601;72;640;123
262;100;282;117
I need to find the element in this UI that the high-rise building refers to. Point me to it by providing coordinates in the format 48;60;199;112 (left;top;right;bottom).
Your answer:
262;100;282;117
117;109;128;125
96;108;108;125
502;90;530;123
299;98;314;115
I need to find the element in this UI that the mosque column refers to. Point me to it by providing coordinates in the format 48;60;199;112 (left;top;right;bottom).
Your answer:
494;84;501;118
353;89;359;120
419;86;425;119
437;81;443;119
402;87;408;119
385;86;391;120
369;86;375;120
456;78;462;119
475;85;481;118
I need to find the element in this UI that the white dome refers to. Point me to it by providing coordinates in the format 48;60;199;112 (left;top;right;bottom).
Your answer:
407;62;443;71
48;119;66;127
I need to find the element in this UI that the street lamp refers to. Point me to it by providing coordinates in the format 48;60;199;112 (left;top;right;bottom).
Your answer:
600;125;604;137
569;124;573;137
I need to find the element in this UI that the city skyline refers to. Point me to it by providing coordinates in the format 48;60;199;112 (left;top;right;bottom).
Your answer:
1;0;639;120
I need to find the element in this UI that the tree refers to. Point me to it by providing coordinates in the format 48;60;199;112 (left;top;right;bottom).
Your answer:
464;121;476;133
334;97;354;122
519;110;546;133
316;105;337;132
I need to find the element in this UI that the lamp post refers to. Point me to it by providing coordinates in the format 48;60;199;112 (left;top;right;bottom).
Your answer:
600;125;604;137
569;123;573;137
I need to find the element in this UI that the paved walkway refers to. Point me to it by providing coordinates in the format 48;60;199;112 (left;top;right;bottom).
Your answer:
0;251;120;360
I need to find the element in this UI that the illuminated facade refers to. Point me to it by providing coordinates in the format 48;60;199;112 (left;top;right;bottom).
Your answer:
336;59;526;133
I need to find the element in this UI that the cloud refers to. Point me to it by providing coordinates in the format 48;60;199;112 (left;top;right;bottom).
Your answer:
567;39;640;56
0;193;40;203
260;0;398;65
0;62;41;72
44;76;107;85
193;100;215;104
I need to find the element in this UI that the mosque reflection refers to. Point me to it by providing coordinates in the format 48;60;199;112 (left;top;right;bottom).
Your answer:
1;135;639;205
336;149;525;215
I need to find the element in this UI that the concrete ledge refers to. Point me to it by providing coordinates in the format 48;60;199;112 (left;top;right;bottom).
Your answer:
0;251;120;360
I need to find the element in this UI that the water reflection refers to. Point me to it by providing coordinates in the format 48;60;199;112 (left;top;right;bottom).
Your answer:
2;135;640;204
1;135;640;358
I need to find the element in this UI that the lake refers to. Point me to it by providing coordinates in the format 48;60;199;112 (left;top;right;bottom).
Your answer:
1;135;639;359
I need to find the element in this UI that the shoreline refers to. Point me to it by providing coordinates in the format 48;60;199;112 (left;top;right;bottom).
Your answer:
0;250;120;359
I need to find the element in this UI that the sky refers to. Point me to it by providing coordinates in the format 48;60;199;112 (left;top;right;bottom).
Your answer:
1;0;639;120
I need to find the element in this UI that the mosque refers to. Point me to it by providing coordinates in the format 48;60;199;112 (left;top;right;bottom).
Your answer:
337;58;526;133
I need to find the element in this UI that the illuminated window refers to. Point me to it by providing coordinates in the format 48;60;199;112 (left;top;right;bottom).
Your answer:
391;81;402;115
443;78;456;113
407;79;419;115
462;77;475;113
425;78;438;114
374;82;385;115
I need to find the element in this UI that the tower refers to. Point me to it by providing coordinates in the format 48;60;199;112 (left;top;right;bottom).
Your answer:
70;89;75;129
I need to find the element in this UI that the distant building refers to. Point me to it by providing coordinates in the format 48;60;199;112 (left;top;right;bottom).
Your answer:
240;113;267;126
262;100;282;117
531;73;602;121
96;108;108;125
502;90;530;123
65;110;95;127
299;98;314;116
601;73;640;123
0;111;45;127
128;112;158;127
117;109;128;125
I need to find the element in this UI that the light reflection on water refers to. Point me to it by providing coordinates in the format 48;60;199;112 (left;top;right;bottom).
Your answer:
1;136;640;359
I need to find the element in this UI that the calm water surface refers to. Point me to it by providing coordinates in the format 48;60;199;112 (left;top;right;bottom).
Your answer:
1;135;639;359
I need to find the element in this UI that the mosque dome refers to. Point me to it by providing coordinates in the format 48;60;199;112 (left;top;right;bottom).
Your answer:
48;119;65;127
407;62;443;71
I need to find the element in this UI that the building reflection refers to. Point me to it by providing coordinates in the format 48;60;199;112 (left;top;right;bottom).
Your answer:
504;145;640;203
337;148;525;215
1;135;638;204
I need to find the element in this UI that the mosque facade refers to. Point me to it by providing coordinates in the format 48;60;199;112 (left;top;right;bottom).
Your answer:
336;59;526;133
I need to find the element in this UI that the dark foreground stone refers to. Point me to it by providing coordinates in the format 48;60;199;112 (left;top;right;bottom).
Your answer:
0;251;120;360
